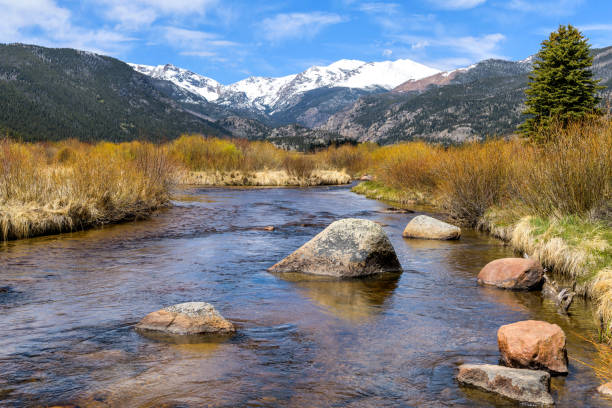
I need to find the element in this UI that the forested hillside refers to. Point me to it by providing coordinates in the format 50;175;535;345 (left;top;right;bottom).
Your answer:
0;44;228;142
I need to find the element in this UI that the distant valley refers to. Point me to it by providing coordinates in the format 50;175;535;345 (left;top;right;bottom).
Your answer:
1;43;611;148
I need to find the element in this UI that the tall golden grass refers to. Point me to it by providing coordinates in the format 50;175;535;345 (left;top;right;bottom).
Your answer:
0;135;359;240
0;139;173;241
352;119;611;226
168;134;353;186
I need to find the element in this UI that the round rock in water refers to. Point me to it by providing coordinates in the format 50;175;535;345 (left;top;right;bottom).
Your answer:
135;302;235;335
268;218;402;278
402;215;461;240
478;258;544;290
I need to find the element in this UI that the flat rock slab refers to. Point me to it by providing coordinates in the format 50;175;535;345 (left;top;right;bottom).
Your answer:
457;364;553;405
402;215;461;240
136;302;235;335
478;258;544;290
498;320;568;375
268;218;402;278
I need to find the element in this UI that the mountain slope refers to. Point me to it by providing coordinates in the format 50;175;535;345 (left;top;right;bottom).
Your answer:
322;48;612;144
132;58;440;127
0;44;228;142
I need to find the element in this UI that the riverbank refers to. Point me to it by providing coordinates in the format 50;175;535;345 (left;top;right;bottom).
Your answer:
352;179;612;339
177;169;351;187
0;140;173;241
351;119;611;339
1;136;359;241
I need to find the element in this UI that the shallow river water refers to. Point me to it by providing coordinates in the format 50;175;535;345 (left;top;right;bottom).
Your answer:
1;185;611;407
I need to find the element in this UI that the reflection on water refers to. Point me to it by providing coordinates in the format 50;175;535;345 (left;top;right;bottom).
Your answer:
0;185;611;407
278;272;400;323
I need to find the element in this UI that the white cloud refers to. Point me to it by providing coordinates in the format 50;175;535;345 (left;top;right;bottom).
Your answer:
382;48;393;56
260;12;346;42
99;0;220;29
427;0;486;10
0;0;132;55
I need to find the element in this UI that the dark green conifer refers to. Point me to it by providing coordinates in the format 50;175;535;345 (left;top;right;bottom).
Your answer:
521;24;603;141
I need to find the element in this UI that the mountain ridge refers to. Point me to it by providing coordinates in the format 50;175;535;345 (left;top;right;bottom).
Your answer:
130;58;440;127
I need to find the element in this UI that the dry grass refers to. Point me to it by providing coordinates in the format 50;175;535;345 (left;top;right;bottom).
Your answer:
178;169;350;187
0;135;357;240
0;139;173;241
570;331;612;384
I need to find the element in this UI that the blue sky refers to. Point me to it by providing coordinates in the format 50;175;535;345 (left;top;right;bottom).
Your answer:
1;0;611;84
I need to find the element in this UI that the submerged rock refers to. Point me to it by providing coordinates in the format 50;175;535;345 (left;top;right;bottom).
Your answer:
268;218;402;278
136;302;235;335
379;207;414;214
457;364;553;405
598;382;612;397
402;215;461;240
498;320;568;375
477;258;544;290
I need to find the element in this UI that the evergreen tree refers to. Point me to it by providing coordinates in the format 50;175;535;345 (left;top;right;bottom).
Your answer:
521;24;603;140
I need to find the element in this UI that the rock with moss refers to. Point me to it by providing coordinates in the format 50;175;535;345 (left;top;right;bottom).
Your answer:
268;218;402;278
136;302;235;335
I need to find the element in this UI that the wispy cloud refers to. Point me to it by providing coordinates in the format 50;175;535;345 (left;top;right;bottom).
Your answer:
98;0;221;30
358;3;437;33
162;27;239;59
580;24;612;32
427;0;487;10
259;12;346;43
0;0;132;55
506;0;583;15
393;32;506;67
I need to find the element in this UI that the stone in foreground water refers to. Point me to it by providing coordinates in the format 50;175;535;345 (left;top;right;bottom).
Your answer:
498;320;568;375
478;258;544;290
402;215;461;240
598;381;612;397
268;218;402;278
136;302;235;335
457;364;553;405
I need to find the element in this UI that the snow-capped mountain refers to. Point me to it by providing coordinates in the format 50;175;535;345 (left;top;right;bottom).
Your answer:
129;63;222;102
131;58;440;113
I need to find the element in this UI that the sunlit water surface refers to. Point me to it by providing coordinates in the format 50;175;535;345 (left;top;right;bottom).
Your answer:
1;185;611;407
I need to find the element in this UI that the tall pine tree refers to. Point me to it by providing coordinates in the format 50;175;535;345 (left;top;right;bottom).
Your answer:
521;24;602;141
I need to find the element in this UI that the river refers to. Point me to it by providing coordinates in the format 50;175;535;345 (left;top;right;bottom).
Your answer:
0;184;610;407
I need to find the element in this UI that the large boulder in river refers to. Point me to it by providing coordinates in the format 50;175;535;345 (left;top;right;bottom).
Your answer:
498;320;568;375
402;215;461;240
135;302;235;335
457;364;553;405
478;258;544;290
268;218;402;278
